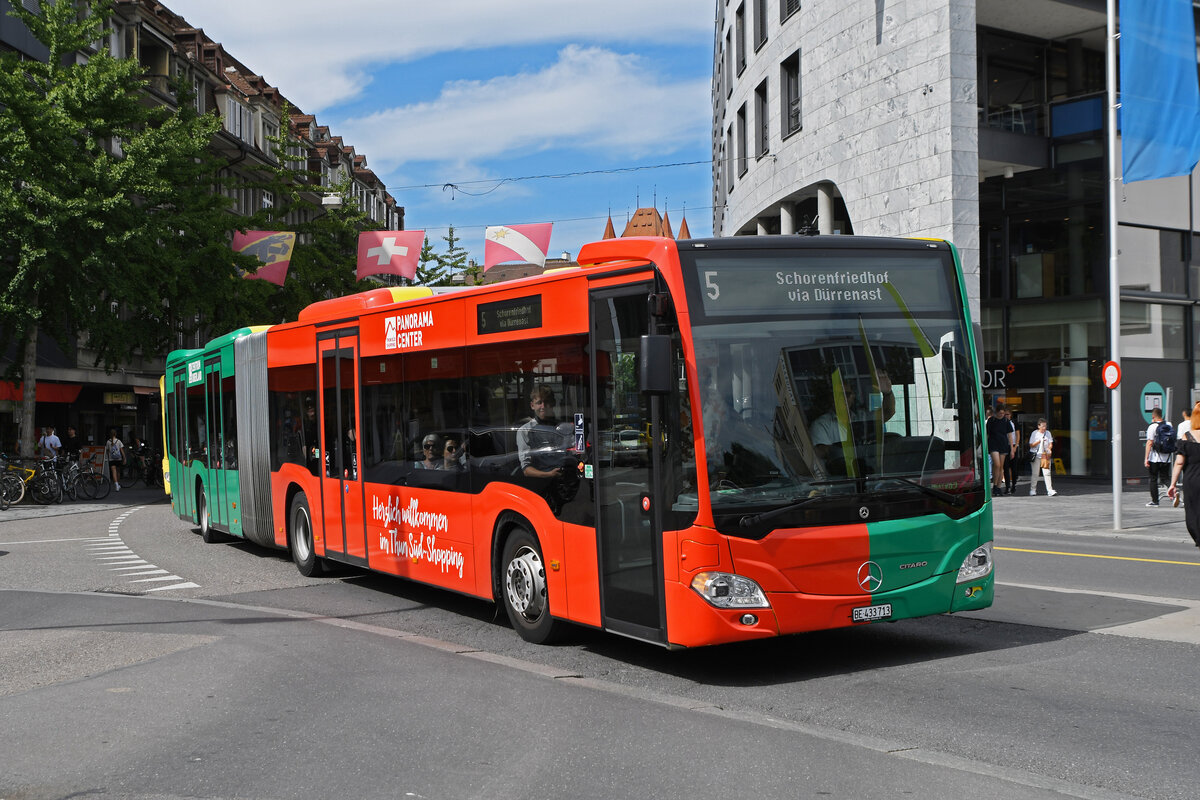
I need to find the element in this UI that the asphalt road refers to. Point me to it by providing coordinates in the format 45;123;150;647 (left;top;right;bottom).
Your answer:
1;487;1197;799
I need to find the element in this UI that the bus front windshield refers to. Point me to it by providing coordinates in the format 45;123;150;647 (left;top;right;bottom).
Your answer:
683;245;983;531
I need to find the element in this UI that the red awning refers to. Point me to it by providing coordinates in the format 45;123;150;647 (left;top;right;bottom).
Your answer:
0;381;83;404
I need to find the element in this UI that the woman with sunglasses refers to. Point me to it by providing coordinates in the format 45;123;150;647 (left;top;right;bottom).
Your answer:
440;437;464;471
416;434;442;469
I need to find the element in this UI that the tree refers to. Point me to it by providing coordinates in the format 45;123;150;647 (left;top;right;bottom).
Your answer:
217;111;380;326
0;0;231;456
437;226;470;286
415;235;447;286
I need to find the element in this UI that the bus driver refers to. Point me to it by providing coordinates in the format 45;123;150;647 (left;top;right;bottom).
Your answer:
517;385;567;479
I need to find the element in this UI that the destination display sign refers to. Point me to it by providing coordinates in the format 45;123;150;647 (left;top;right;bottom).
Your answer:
477;295;542;335
688;253;955;318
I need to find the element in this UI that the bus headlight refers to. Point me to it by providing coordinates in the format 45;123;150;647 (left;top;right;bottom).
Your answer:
690;572;770;609
956;543;994;583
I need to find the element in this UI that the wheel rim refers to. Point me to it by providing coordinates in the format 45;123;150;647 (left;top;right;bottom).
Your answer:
199;492;208;532
293;504;313;563
505;545;547;622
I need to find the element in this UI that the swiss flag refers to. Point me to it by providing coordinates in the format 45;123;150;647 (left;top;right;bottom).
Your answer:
357;230;424;281
484;223;553;271
234;231;296;286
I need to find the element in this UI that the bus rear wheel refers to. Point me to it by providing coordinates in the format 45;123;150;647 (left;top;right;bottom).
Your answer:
289;493;324;577
501;528;563;644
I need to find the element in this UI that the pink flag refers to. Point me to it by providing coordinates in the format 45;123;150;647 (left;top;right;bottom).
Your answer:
484;223;553;271
234;231;296;286
357;230;424;281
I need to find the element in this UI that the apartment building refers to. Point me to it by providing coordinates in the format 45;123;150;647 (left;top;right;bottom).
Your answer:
0;0;400;451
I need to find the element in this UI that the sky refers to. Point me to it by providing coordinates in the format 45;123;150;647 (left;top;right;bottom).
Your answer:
163;0;717;267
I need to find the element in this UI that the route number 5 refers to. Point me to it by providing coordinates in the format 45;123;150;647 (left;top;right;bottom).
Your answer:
704;271;720;300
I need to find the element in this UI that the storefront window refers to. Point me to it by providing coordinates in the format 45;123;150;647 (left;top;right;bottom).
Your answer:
981;305;1003;363
1121;302;1186;359
1010;299;1104;361
1119;226;1186;295
1009;211;1102;299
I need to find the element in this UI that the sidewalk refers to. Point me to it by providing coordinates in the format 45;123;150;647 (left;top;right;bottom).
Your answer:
0;483;170;523
991;476;1197;543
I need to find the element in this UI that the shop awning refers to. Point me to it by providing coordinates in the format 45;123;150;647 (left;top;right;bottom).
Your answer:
0;381;83;404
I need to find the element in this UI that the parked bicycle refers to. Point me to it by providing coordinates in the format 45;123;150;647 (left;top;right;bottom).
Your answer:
76;460;112;500
0;454;58;505
117;449;163;488
1;454;30;505
25;458;62;505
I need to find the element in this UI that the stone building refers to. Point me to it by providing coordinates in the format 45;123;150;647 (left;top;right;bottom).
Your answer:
714;0;1200;480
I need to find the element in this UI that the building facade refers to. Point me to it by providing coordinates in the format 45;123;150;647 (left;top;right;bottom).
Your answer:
0;0;400;453
714;0;1200;481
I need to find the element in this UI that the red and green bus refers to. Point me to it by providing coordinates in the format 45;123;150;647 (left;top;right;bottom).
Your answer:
163;235;993;648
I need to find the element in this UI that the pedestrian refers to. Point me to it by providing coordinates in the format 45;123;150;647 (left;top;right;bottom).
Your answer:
1002;407;1018;494
1144;408;1174;507
986;404;1010;495
60;426;82;461
1176;408;1192;508
37;426;61;460
106;428;125;491
1028;418;1057;496
1167;401;1200;548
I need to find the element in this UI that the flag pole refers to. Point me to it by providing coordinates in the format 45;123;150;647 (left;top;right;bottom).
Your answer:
1106;0;1122;530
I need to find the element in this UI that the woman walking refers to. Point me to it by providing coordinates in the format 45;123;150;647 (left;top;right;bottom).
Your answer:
106;429;125;491
1167;402;1200;548
1028;418;1057;496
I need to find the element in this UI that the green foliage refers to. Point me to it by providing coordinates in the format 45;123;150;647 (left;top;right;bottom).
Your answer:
0;0;235;372
219;108;379;324
437;226;470;285
415;235;447;286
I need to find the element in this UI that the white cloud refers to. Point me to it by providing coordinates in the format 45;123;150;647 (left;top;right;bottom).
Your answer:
339;45;710;173
160;0;714;111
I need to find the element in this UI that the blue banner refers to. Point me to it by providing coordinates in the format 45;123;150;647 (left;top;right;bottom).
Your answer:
1120;0;1200;183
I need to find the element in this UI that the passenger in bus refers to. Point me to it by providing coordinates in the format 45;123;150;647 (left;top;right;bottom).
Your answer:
811;374;895;464
302;399;320;474
440;437;465;471
344;427;357;480
416;434;443;469
517;385;567;479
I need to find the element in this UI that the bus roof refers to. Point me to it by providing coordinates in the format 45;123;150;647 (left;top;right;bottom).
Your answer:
165;324;269;368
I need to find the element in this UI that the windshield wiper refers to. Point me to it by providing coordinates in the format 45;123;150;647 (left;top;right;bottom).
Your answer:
872;475;965;508
738;493;827;528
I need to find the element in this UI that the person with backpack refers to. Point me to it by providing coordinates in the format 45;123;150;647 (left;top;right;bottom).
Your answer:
1144;408;1175;507
106;429;125;492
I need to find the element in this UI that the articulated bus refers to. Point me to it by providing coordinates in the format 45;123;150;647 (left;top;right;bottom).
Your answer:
163;235;993;648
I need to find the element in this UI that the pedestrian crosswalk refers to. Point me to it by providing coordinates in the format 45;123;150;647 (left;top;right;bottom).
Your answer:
83;507;199;593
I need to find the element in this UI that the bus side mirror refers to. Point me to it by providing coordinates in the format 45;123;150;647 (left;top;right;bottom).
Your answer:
941;342;958;409
640;335;672;394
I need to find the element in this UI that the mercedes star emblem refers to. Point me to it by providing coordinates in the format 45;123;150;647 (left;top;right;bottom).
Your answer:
857;561;883;592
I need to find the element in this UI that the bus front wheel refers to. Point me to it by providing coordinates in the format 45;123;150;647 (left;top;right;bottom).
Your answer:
289;493;324;577
501;527;563;644
197;487;213;542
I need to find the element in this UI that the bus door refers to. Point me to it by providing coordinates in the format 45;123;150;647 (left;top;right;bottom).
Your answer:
317;332;367;566
590;287;667;643
203;359;228;530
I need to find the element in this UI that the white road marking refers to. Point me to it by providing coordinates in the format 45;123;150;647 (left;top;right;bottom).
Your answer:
82;506;199;594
